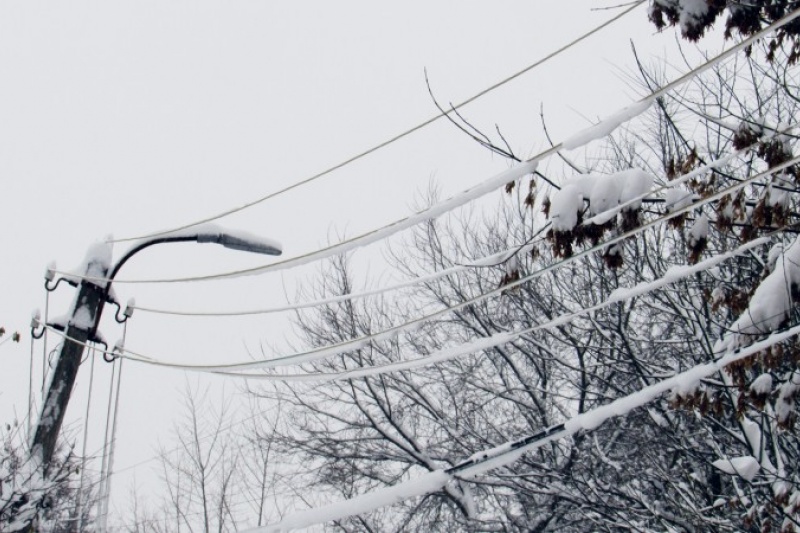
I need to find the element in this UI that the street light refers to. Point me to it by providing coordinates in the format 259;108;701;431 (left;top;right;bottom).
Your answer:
30;227;282;470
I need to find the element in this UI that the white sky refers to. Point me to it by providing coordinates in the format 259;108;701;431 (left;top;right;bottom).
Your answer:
0;1;693;527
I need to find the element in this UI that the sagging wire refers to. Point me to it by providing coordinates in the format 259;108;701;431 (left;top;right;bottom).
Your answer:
254;321;800;533
97;153;800;373
96;355;116;533
109;1;646;245
126;137;772;318
96;316;129;533
58;8;800;287
37;220;796;383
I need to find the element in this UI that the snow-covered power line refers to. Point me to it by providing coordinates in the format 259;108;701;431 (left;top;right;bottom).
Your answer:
211;235;777;382
127;236;546;317
106;153;800;372
247;321;800;533
39;146;800;380
127;141;762;317
61;7;800;286
39;225;791;382
109;1;646;245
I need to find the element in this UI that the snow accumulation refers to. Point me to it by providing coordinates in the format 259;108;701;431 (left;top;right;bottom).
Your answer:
209;236;769;381
687;213;708;247
767;242;784;272
677;0;710;34
664;186;695;212
767;173;792;208
749;373;773;396
63;240;113;286
249;324;800;532
712;456;760;482
70;305;94;330
549;183;585;231
561;100;652;151
717;235;800;351
155;222;283;256
776;372;800;424
548;168;655;231
250;471;451;533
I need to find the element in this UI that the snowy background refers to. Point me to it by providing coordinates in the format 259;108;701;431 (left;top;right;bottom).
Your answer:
0;1;694;527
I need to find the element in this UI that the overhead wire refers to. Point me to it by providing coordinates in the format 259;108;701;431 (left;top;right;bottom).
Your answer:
27;331;35;441
98;320;128;533
253;320;800;533
109;1;647;245
98;355;125;533
36;152;800;375
214;234;784;382
128;145;748;318
34;7;796;524
97;355;122;533
107;13;800;524
129;227;551;317
56;7;800;287
35;189;800;524
76;345;98;532
110;153;800;372
29;12;800;488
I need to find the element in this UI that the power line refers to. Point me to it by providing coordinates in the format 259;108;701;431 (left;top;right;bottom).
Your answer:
38;150;800;376
213;233;781;382
109;1;646;245
59;7;800;287
128;234;546;317
128;143;754;317
107;153;800;372
251;320;800;532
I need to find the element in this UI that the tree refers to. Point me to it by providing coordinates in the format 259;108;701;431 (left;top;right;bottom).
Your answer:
250;10;800;531
129;3;800;531
0;418;89;532
127;383;259;533
1;326;94;533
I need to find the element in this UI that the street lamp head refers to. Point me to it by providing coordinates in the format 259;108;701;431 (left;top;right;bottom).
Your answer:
196;231;282;256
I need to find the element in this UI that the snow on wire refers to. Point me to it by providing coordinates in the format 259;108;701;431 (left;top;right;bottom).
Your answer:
245;322;800;533
62;6;800;287
109;1;647;245
107;154;800;373
128;134;788;318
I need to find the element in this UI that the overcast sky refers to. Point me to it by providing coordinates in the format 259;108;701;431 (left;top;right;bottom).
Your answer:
0;1;695;526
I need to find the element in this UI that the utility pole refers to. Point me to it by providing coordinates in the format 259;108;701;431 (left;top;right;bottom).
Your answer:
31;246;111;468
14;229;281;532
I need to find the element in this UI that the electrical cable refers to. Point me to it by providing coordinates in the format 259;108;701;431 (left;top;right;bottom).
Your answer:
36;153;800;379
99;350;125;533
116;117;795;323
42;290;49;392
211;233;782;382
129;229;549;317
109;1;646;245
33;231;800;525
27;332;35;442
97;356;119;533
253;320;800;533
105;153;800;372
76;345;97;533
59;7;800;287
127;142;758;317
